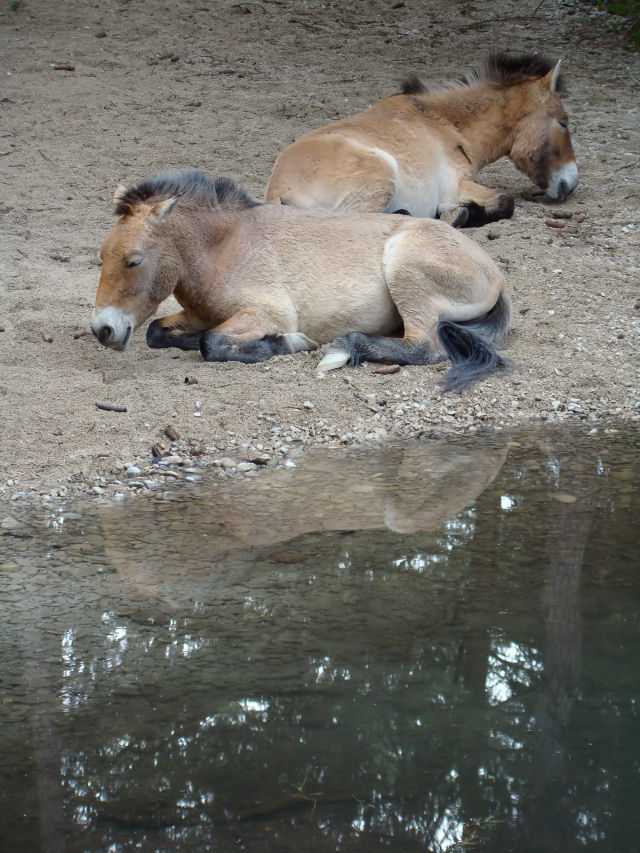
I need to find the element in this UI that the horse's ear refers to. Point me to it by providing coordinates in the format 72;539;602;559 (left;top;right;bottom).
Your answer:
149;196;178;224
544;59;562;94
113;184;128;204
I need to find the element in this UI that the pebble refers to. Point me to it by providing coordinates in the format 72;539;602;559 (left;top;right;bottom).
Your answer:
217;458;237;470
1;516;25;530
125;465;142;477
158;455;182;465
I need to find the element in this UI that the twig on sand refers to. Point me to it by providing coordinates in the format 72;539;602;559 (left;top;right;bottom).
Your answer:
96;401;128;413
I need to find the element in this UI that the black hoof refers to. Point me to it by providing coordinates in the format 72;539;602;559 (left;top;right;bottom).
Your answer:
451;207;470;228
146;319;166;348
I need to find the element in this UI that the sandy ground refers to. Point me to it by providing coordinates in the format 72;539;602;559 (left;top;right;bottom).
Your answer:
1;0;639;505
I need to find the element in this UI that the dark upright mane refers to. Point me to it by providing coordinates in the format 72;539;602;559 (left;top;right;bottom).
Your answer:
114;169;259;216
401;51;565;97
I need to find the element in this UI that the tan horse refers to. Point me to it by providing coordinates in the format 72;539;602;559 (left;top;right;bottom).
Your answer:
266;52;578;226
92;169;511;391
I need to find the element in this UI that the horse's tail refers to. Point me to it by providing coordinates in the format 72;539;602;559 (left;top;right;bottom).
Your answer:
438;291;512;392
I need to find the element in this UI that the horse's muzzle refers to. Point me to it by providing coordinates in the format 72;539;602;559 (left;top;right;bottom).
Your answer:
92;324;132;350
546;162;578;202
91;307;135;350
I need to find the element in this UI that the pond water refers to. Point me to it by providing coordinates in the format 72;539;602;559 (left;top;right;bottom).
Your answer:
1;426;639;852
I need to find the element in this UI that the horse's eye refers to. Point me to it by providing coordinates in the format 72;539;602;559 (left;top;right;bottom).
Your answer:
558;120;568;129
126;258;142;268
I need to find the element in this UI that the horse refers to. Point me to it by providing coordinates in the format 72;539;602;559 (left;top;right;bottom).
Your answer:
265;51;578;227
92;169;511;391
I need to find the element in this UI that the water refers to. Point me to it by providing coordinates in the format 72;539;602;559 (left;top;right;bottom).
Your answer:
1;426;639;852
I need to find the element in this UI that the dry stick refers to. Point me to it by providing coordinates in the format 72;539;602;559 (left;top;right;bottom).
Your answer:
96;401;128;413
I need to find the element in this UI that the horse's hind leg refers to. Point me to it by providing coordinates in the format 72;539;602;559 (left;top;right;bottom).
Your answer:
318;228;453;371
452;180;514;227
317;331;444;372
147;311;208;350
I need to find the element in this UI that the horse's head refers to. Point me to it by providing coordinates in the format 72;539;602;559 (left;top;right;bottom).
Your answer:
509;61;578;202
92;186;180;350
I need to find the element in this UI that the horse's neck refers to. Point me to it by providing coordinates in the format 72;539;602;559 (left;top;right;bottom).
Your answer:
414;86;523;171
172;207;241;294
175;208;238;262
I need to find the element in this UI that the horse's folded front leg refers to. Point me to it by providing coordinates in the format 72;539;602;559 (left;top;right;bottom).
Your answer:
200;331;318;364
317;332;444;372
147;312;207;350
454;180;515;227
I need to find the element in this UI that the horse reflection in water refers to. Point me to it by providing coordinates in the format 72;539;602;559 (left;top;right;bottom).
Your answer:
98;438;508;603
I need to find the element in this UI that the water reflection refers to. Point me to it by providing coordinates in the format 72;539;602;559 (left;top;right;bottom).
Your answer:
0;427;639;852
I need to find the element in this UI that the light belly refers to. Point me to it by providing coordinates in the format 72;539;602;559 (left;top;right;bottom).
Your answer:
388;155;460;218
297;280;401;343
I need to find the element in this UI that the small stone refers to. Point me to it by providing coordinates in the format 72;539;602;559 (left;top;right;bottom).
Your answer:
41;330;53;343
236;462;257;473
303;400;315;409
283;459;297;468
159;454;182;465
164;425;180;441
554;492;577;504
1;516;24;530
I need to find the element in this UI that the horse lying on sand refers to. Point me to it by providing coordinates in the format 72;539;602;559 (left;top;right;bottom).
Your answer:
92;169;511;392
266;51;578;226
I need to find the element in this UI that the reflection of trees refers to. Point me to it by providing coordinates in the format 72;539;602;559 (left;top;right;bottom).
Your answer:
2;428;639;851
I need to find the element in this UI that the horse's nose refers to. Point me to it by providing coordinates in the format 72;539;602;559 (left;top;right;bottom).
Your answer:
96;324;114;345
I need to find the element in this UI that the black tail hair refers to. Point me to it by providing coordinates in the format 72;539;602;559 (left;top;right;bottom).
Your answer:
438;292;512;392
